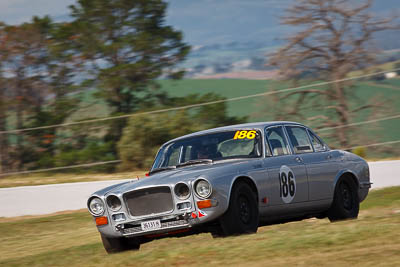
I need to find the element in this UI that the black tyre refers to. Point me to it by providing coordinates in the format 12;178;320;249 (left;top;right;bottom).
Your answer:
328;178;359;222
219;182;259;236
101;234;140;254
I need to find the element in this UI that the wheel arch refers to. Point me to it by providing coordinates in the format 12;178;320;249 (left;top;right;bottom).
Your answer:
228;175;259;203
333;169;360;191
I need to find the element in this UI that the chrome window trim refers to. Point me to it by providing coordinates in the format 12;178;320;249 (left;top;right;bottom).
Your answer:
178;145;184;164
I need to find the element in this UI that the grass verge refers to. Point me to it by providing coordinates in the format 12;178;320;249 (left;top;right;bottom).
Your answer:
0;187;399;266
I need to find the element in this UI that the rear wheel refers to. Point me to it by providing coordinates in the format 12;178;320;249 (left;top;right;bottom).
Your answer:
101;234;140;254
328;178;359;222
219;182;259;236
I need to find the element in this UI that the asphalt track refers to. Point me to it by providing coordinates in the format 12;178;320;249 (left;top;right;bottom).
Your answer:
0;160;399;218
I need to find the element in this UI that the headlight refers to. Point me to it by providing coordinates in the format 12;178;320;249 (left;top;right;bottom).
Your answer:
174;183;190;200
106;195;122;212
194;179;212;198
88;197;105;216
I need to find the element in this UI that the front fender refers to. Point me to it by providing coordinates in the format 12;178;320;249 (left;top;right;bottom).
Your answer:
198;172;260;222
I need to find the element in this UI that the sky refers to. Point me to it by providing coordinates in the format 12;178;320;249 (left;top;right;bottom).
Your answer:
0;0;291;46
0;0;398;46
0;0;74;24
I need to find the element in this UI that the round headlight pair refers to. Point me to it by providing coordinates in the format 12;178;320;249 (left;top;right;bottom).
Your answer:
174;183;191;200
194;179;212;198
89;195;122;215
88;197;105;216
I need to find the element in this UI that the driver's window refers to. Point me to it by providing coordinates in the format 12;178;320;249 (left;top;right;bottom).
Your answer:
166;146;181;166
183;146;193;162
265;126;290;156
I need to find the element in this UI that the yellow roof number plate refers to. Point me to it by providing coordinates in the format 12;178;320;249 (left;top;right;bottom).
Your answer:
233;130;256;140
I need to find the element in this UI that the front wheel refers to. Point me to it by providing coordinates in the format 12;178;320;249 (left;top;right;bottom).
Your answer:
219;182;259;236
101;234;140;254
328;178;359;222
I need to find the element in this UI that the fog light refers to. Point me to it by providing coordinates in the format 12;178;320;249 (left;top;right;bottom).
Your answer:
177;202;191;210
112;213;126;222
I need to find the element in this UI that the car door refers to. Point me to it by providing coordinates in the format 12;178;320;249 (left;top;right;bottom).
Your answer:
298;129;340;201
263;126;309;207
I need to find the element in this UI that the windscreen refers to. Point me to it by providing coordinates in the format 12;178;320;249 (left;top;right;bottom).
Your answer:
151;130;262;169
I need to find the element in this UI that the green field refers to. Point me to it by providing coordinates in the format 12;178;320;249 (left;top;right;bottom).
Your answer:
1;186;399;266
77;78;400;126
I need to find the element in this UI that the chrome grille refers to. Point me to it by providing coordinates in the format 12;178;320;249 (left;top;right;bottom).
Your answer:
124;186;173;217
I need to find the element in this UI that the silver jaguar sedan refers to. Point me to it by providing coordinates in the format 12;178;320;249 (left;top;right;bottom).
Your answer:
87;121;371;253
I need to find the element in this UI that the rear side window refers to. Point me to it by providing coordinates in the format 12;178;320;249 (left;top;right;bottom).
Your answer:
285;126;313;154
265;126;290;156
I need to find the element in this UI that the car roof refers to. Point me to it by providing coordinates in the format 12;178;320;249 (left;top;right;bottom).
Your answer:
166;121;306;144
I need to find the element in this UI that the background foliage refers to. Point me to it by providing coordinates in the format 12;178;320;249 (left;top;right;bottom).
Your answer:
0;0;399;174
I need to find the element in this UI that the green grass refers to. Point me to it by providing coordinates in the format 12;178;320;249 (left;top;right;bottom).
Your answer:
360;186;400;209
1;187;399;266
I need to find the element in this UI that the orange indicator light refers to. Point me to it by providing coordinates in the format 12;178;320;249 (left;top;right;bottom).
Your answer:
197;199;212;209
95;216;108;226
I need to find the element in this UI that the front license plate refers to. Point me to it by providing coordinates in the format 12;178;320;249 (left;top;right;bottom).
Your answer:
141;220;161;231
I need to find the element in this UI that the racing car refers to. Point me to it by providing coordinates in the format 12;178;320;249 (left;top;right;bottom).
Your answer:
87;121;371;253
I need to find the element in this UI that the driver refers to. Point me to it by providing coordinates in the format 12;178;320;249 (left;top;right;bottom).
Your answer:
196;144;221;159
197;146;212;159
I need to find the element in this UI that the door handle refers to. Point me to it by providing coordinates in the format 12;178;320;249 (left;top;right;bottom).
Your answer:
295;156;302;163
326;154;332;160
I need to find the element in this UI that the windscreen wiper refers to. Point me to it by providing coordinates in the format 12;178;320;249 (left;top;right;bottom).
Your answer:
176;159;213;168
148;166;176;175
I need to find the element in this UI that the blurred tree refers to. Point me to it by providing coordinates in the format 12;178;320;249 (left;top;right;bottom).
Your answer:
64;0;190;146
0;23;7;173
0;60;7;173
0;17;80;171
0;84;5;173
0;21;50;169
24;17;80;163
268;0;398;147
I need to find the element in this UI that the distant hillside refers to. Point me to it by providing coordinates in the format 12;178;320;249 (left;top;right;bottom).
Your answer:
167;0;400;78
